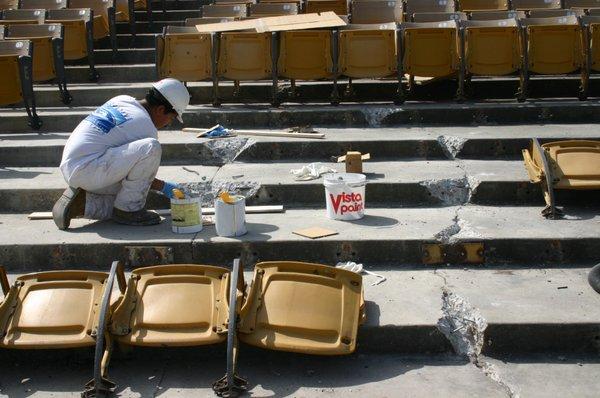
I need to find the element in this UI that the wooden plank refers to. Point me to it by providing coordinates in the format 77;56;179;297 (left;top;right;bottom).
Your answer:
28;205;285;220
182;127;325;139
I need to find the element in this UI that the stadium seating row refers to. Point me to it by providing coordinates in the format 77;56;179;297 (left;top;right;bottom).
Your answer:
0;260;365;397
157;15;600;106
197;0;600;20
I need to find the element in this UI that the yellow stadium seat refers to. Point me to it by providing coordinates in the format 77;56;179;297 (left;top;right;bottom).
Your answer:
405;0;455;17
277;29;338;104
0;0;18;9
580;15;600;98
155;26;217;104
202;3;247;18
109;261;247;398
469;10;526;20
6;23;72;104
0;261;126;397
398;20;461;101
459;19;521;99
69;0;117;57
249;2;298;17
237;261;365;354
528;9;584;18
217;31;275;105
412;11;467;22
565;0;600;9
185;16;235;26
0;9;45;24
459;0;508;11
512;0;561;11
19;0;67;8
350;0;402;24
305;0;347;14
519;16;585;100
0;39;41;128
338;23;400;101
522;139;600;218
47;8;98;80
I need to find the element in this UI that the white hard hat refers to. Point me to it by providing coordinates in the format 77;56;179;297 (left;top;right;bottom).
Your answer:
152;78;190;123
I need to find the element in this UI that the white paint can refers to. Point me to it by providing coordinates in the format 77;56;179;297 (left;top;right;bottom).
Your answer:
171;196;203;234
323;173;366;221
215;195;247;237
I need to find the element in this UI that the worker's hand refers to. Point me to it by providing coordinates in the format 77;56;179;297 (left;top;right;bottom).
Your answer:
160;181;180;199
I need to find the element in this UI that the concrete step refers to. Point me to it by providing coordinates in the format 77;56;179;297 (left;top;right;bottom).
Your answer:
116;20;182;34
94;47;156;64
2;266;600;355
0;160;563;211
89;34;156;49
27;77;600;108
151;0;211;9
134;9;201;21
4;101;600;133
2;206;599;268
5;127;600;167
65;64;156;84
0;351;599;397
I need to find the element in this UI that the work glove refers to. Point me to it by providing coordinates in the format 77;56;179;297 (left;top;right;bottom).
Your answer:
160;181;180;199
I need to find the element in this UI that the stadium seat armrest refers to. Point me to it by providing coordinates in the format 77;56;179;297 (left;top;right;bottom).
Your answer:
0;266;9;296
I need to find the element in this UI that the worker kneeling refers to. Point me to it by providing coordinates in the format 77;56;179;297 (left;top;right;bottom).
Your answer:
52;79;190;230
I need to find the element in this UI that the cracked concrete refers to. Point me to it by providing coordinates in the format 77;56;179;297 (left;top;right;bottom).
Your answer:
201;137;255;166
362;107;398;127
437;135;468;160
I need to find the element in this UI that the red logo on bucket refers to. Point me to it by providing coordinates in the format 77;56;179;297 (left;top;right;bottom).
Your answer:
330;192;363;215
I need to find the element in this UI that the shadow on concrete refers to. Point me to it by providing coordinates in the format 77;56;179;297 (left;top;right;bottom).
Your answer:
0;168;52;179
346;214;400;228
195;222;279;243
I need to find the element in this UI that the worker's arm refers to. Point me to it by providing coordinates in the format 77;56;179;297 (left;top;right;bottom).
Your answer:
151;178;179;199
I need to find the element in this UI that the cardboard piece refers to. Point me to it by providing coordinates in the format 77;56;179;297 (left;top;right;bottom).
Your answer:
293;227;338;239
195;11;346;33
336;152;370;173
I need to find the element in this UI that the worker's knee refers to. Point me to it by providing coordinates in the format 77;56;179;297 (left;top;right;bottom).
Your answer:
137;138;161;158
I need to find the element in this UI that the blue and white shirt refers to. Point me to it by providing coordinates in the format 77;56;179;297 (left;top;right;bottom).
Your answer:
60;95;158;181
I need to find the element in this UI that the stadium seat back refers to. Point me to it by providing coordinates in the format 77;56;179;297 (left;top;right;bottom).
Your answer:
469;10;525;20
157;26;213;81
412;11;467;22
350;0;403;24
278;30;333;80
405;0;454;15
582;16;600;72
218;32;272;80
19;0;66;8
512;0;561;10
185;16;234;26
47;9;91;60
0;271;107;348
249;2;298;16
6;23;62;81
402;21;459;77
110;265;232;346
565;0;600;8
202;4;247;18
339;24;397;78
1;9;45;24
528;9;584;18
463;19;520;76
305;0;348;15
0;0;18;8
522;16;583;74
459;0;508;11
69;0;111;40
238;262;364;355
0;40;30;106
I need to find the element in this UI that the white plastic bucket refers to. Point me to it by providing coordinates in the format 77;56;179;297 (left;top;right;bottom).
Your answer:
323;173;366;220
171;197;203;234
215;195;247;237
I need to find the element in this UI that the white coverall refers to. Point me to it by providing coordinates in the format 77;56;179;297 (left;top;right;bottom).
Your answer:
60;95;161;220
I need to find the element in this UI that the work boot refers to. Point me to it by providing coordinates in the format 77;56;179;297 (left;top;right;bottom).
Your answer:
52;187;86;230
112;208;161;226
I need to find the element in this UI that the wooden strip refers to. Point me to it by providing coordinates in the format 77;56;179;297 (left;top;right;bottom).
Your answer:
28;205;284;220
